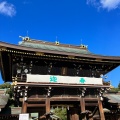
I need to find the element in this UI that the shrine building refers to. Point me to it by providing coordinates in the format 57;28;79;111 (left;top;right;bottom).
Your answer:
0;36;120;120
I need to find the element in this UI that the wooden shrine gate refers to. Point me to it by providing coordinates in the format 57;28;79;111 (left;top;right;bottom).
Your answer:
21;96;105;120
1;37;117;120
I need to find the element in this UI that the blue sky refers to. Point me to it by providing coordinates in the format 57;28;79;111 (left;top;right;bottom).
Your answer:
0;0;120;87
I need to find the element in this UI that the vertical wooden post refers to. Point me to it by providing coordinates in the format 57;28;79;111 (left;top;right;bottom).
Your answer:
72;108;79;120
70;108;79;120
45;98;50;120
46;98;50;113
71;110;75;120
22;98;27;113
74;111;79;120
80;98;86;120
80;98;85;112
98;99;105;120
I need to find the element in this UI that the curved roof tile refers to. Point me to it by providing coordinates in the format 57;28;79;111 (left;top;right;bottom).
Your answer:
20;41;92;55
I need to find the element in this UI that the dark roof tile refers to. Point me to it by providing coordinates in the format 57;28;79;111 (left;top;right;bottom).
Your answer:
19;41;92;55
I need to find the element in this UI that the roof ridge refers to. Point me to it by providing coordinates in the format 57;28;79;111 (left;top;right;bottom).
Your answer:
20;38;89;51
19;41;92;55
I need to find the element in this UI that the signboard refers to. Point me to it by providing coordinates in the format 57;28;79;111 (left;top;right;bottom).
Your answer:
27;74;103;85
19;114;29;120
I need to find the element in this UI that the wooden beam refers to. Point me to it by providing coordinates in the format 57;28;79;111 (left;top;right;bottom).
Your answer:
98;99;105;120
20;97;99;103
27;104;45;107
17;82;110;88
85;103;98;106
50;97;80;101
20;98;46;102
84;98;98;101
21;97;81;102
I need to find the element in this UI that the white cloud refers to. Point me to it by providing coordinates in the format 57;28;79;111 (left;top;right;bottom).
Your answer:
101;0;120;10
0;1;16;17
87;0;120;11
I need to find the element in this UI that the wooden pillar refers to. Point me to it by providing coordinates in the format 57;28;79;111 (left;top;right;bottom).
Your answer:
46;98;50;113
45;98;50;120
80;98;86;120
98;99;105;120
80;98;85;112
73;108;79;120
74;112;79;120
22;98;27;113
70;107;79;120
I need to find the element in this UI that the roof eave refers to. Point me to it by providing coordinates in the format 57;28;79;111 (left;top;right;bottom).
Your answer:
0;41;120;61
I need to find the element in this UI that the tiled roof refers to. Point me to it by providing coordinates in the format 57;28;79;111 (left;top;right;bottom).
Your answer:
0;94;9;106
104;94;120;104
19;41;92;55
0;89;9;109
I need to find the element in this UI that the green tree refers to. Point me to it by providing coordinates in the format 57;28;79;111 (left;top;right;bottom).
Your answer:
0;82;11;88
110;87;119;92
53;107;67;120
110;82;120;92
118;82;120;89
0;82;13;97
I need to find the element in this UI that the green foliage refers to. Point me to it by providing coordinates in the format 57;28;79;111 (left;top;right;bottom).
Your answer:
118;82;120;89
0;82;13;97
110;87;120;92
109;82;120;92
0;82;11;89
53;107;67;120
